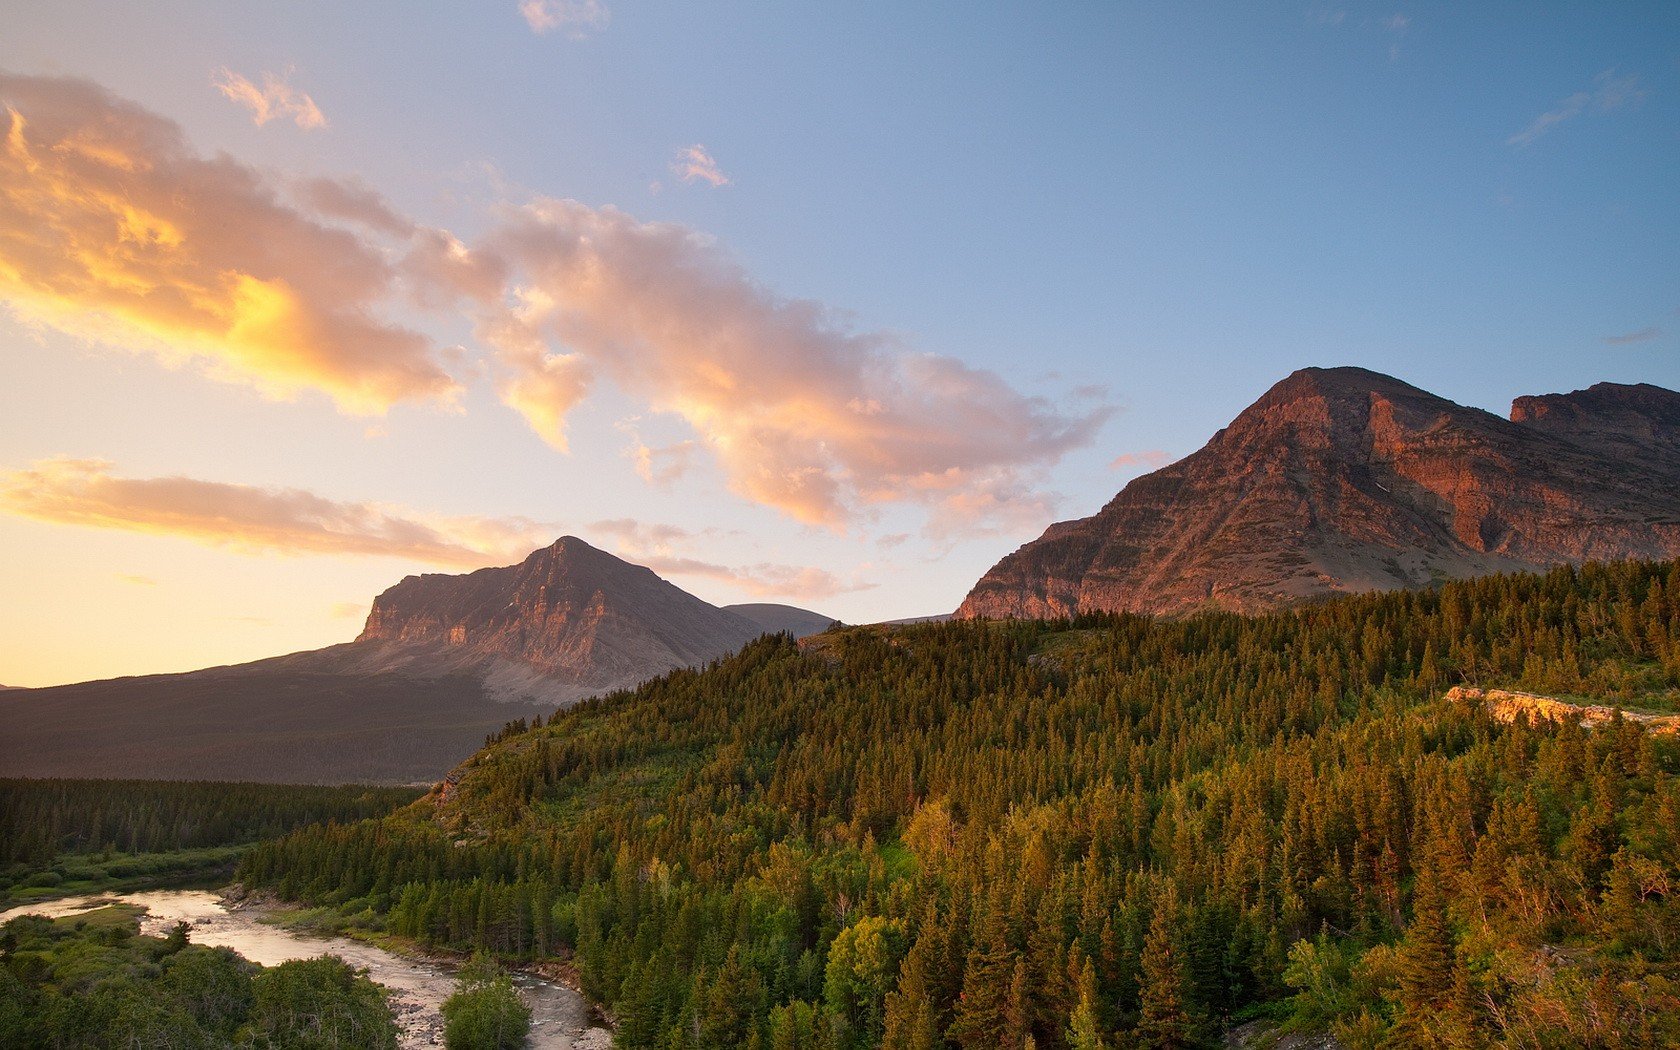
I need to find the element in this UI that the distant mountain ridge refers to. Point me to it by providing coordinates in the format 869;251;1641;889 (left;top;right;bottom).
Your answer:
722;603;838;637
958;367;1680;619
0;537;831;783
325;536;770;704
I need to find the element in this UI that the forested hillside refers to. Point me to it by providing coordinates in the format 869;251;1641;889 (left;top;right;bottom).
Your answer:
2;780;422;902
242;561;1680;1048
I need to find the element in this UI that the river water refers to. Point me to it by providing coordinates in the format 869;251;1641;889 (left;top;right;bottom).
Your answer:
0;890;612;1049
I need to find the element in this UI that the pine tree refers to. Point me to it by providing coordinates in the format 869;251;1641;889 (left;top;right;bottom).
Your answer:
1136;889;1191;1050
1066;958;1108;1050
1393;861;1455;1044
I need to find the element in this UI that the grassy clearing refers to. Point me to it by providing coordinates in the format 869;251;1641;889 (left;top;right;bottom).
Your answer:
1;845;248;904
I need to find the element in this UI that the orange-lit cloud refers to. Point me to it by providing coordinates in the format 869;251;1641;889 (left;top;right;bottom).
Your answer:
1;458;861;600
213;68;327;129
0;73;456;414
672;144;728;187
0;458;554;566
520;0;609;37
471;200;1109;529
639;555;869;601
1108;449;1172;471
584;516;865;600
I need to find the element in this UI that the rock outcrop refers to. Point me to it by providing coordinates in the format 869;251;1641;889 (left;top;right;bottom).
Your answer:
958;368;1680;619
1448;686;1680;736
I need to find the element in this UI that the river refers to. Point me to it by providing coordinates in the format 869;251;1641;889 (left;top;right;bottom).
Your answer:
0;890;613;1049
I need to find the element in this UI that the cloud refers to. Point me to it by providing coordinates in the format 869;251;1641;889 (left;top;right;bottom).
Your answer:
3;72;1104;539
615;419;698;485
293;176;415;238
1108;449;1172;472
212;68;326;130
0;458;557;567
1382;12;1409;59
672;144;729;187
519;0;609;37
116;573;158;586
638;554;870;601
0;73;457;414
582;516;864;600
1507;70;1644;147
1603;326;1662;346
470;200;1109;530
3;457;860;600
330;601;367;619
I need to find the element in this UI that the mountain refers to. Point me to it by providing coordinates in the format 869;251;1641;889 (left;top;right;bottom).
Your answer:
958;367;1680;619
723;603;837;637
287;536;769;705
0;537;792;783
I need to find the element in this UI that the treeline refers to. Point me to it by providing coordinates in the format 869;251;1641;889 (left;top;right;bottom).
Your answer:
0;779;424;868
241;561;1680;1047
0;905;398;1047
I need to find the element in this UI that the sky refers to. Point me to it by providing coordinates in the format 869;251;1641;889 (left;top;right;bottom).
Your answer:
1;2;1677;687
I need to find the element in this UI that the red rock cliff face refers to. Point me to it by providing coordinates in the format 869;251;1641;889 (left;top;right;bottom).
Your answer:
957;368;1680;619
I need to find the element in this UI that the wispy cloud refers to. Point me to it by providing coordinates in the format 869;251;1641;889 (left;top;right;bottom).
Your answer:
465;200;1109;531
584;517;867;600
615;419;699;485
1507;70;1644;147
213;68;326;130
1309;8;1411;59
330;601;367;619
1108;450;1172;472
2;458;862;601
0;73;455;414
519;0;609;38
116;573;158;586
0;459;558;566
293;176;414;238
672;144;729;187
1383;12;1409;60
1603;326;1662;346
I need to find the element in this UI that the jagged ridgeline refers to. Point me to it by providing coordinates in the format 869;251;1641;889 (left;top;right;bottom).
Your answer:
241;560;1680;1048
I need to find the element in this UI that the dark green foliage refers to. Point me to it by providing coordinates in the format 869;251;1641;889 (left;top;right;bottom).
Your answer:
248;955;398;1048
240;561;1680;1047
0;778;422;903
1;778;425;867
442;953;531;1049
0;906;397;1048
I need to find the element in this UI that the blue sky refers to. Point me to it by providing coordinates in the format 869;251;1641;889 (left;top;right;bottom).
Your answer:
0;3;1676;684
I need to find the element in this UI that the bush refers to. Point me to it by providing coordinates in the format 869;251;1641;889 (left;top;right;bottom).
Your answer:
248;955;398;1049
442;954;531;1050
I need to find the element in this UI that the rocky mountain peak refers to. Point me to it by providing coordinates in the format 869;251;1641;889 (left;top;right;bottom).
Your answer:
1510;382;1680;475
343;536;766;702
957;368;1680;620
